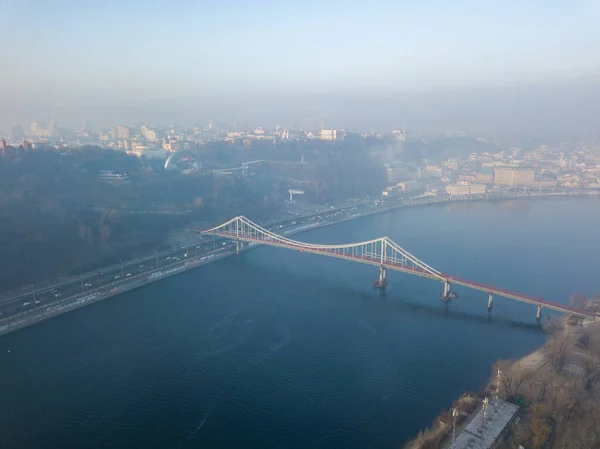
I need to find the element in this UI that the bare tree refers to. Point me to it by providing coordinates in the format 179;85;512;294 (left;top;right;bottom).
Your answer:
544;333;569;372
576;330;590;349
493;359;531;399
569;293;588;309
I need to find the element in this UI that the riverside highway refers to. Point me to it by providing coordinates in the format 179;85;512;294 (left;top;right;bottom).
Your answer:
0;189;597;334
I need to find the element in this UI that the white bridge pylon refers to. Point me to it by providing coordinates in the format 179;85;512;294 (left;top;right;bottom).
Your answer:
201;215;445;282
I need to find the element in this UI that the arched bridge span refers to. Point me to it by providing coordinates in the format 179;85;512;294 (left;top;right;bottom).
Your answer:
200;216;596;320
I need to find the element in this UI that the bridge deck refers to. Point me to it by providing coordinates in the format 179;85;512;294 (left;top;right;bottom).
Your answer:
203;227;595;319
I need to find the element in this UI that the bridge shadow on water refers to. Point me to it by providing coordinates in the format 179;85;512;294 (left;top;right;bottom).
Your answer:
271;267;546;334
373;291;543;333
238;256;545;334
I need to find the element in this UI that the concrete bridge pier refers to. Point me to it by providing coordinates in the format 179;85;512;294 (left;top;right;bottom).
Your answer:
373;266;388;289
488;293;493;312
536;304;542;321
440;281;452;302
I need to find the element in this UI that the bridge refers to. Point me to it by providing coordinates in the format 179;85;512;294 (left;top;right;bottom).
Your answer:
213;160;266;174
201;216;596;320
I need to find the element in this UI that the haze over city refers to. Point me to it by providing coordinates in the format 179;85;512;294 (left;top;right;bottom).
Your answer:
1;0;599;134
2;2;600;449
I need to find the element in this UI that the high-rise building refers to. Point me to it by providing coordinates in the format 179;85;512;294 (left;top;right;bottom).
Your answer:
30;122;42;135
493;166;535;187
116;126;130;140
145;129;158;141
320;129;343;141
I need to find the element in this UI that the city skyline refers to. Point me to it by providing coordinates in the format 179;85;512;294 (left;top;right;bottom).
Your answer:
1;0;599;134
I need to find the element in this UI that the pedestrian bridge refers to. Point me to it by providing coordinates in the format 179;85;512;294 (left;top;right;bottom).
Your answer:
201;216;596;320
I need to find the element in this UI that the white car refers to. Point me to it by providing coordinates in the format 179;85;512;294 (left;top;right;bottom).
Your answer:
23;301;31;306
114;275;120;280
126;273;132;277
35;300;40;304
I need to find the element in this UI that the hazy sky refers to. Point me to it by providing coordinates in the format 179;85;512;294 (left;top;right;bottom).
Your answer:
1;0;599;132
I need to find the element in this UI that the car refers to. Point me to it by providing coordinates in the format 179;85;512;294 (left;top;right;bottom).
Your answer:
54;293;62;298
139;265;145;268
23;302;31;306
35;300;40;304
166;257;171;260
126;273;132;277
114;275;120;280
84;283;92;288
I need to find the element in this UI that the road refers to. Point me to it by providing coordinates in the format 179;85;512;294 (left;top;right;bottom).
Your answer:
1;188;597;327
0;193;409;321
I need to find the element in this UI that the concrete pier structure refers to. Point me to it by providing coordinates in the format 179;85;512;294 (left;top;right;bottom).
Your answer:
373;266;388;289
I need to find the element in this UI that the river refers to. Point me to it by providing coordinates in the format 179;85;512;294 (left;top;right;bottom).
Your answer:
0;197;598;449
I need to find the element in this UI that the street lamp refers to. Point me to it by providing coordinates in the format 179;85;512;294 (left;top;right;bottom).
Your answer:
154;249;159;269
119;260;124;277
30;284;36;303
80;271;84;291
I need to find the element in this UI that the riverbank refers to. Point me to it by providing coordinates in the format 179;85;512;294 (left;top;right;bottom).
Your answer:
1;190;598;337
405;312;600;449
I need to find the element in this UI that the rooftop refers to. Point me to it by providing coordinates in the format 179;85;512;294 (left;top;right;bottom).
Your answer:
449;399;519;449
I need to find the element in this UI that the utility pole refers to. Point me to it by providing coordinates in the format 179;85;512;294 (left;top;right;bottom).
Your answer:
30;284;36;303
154;249;159;269
452;408;458;444
119;260;124;277
479;397;489;433
80;272;84;291
495;369;502;406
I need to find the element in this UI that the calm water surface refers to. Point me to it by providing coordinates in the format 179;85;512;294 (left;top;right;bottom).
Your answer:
1;198;599;449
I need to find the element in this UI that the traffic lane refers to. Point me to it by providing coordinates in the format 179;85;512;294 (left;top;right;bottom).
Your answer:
0;206;359;307
0;240;208;306
0;246;227;317
1;205;381;314
1;217;352;319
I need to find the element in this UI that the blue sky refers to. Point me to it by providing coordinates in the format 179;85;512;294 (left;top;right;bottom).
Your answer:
1;0;598;95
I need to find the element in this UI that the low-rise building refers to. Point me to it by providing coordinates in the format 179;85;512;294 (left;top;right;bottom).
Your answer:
446;183;487;196
476;172;494;183
533;178;558;188
396;181;423;193
128;145;167;159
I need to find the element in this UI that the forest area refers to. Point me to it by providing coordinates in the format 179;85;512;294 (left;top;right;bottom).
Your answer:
0;146;279;290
